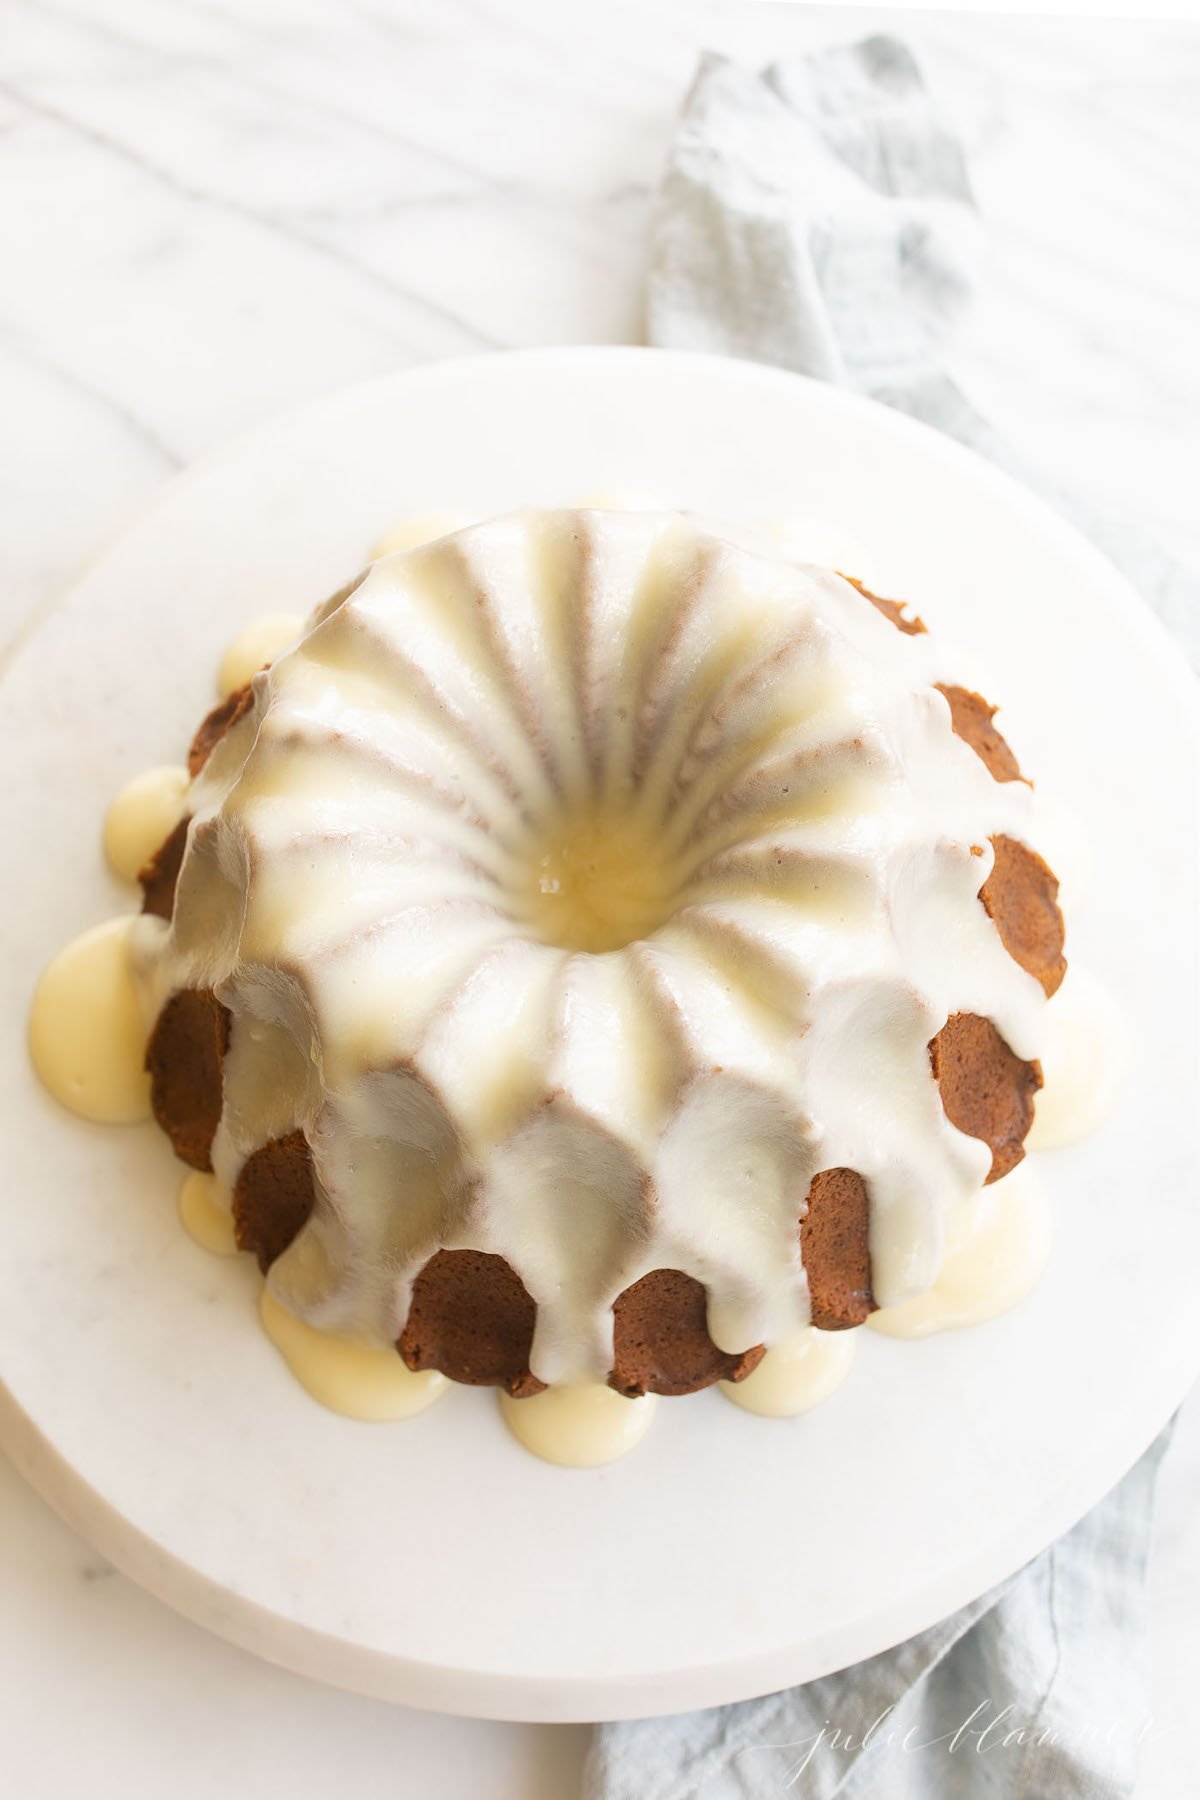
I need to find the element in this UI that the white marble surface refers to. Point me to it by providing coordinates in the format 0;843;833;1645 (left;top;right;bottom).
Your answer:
1;2;1197;1795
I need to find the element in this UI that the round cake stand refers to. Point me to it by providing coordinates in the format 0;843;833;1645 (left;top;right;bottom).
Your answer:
1;348;1197;1722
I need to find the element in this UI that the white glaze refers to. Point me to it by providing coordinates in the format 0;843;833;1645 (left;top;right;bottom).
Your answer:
218;614;306;698
499;1383;656;1467
1028;966;1123;1152
868;1162;1051;1339
720;1327;856;1417
129;509;1051;1382
29;917;151;1124
103;765;189;883
178;1171;238;1257
259;1288;446;1421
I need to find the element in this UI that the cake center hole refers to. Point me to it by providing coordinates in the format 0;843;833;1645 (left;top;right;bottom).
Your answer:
510;803;682;954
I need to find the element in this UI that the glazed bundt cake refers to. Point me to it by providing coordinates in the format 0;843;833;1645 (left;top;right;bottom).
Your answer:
130;509;1064;1400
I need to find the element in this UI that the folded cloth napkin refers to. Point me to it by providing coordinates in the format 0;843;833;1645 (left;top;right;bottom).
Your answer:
586;37;1191;1800
646;37;1200;667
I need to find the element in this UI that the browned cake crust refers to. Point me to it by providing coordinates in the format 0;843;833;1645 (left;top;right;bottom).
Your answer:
398;1249;546;1398
850;573;1065;1182
188;682;254;778
609;1270;765;1396
234;1131;315;1272
930;1012;1042;1182
802;1168;874;1329
935;684;1025;784
981;835;1067;998
139;815;190;921
140;681;258;919
145;988;230;1170
843;574;926;637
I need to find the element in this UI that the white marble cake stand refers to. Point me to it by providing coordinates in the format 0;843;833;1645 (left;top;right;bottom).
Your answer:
1;348;1197;1723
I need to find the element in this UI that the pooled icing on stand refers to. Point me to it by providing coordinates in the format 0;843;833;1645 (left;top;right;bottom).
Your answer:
1026;791;1093;917
217;614;306;699
499;1383;656;1467
764;516;879;589
721;1326;856;1417
29;916;152;1124
178;1171;238;1257
259;1287;447;1422
1028;966;1123;1152
868;1162;1050;1339
103;765;189;883
369;512;467;561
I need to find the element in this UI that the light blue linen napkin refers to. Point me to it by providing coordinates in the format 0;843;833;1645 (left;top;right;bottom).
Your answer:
586;38;1189;1799
646;38;1199;668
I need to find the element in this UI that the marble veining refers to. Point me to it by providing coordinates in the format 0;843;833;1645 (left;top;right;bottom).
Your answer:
1;3;1198;681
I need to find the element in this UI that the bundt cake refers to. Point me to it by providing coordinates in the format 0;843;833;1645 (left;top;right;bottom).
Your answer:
124;508;1064;1402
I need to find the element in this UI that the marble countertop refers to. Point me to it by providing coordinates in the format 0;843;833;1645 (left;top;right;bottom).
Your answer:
2;3;1197;1794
